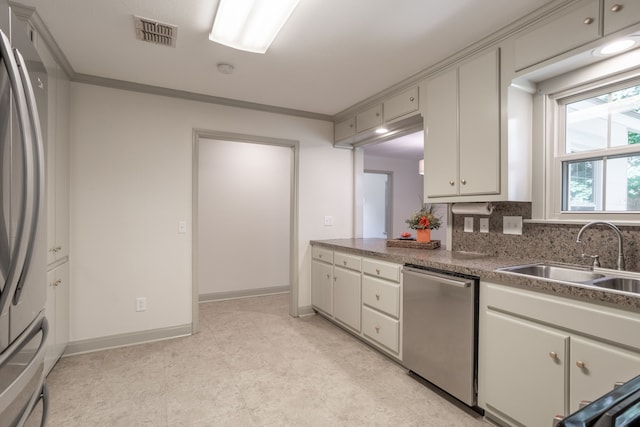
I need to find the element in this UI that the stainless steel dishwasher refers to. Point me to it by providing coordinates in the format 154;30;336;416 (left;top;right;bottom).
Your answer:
402;265;480;408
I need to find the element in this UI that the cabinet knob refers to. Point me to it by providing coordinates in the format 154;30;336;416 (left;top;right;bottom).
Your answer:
449;180;455;186
610;4;623;12
349;123;354;128
583;17;594;25
375;293;380;301
576;360;586;369
376;268;380;275
549;351;558;361
461;179;467;185
375;326;380;333
409;96;415;102
343;260;347;266
334;276;337;282
376;112;380;117
50;279;61;287
326;273;330;279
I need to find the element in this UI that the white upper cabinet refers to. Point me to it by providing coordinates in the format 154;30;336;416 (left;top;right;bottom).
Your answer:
355;104;383;133
423;49;506;201
383;86;419;122
603;0;640;35
514;0;600;71
334;117;356;142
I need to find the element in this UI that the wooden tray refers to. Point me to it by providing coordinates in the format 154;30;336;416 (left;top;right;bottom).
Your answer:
386;239;441;249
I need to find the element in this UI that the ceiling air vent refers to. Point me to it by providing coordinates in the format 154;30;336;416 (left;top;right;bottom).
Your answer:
134;15;177;47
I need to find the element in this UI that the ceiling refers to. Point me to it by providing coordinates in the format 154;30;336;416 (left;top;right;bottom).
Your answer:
17;0;554;117
364;131;424;160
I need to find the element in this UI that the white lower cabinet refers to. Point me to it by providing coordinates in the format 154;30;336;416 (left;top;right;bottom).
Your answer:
333;265;361;332
479;282;640;426
44;262;69;374
310;245;402;360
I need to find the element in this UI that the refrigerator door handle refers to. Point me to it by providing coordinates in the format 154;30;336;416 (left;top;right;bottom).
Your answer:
0;29;36;316
11;47;44;305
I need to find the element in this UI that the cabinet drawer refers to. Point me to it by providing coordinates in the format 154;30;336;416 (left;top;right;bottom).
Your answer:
334;252;361;272
362;259;400;282
362;306;399;353
362;275;400;318
334;117;356;141
384;86;419;122
514;0;600;71
312;246;333;263
356;105;383;132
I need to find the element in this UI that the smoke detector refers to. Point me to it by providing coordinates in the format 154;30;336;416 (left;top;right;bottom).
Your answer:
134;15;178;47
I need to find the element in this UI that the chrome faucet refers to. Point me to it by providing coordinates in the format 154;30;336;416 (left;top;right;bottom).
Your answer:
576;221;625;270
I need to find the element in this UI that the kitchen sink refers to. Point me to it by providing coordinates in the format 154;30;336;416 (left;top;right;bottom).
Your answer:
498;264;605;283
588;277;640;293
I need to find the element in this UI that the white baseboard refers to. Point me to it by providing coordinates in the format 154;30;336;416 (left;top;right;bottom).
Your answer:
297;305;315;317
64;324;192;357
198;286;289;303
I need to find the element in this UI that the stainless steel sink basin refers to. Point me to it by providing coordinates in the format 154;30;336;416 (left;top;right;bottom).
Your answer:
499;264;605;283
588;277;640;293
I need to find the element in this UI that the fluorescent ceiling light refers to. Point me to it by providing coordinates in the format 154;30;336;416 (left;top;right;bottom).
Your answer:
209;0;300;54
593;38;637;57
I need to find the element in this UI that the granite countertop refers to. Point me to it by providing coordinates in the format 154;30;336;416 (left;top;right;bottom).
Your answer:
311;238;640;313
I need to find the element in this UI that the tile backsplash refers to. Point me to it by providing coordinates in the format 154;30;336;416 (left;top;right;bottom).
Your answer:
451;202;640;272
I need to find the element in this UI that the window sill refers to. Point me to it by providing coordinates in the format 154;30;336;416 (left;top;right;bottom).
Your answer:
525;218;640;227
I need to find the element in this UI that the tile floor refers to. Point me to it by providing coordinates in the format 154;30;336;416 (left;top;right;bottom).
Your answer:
45;293;488;426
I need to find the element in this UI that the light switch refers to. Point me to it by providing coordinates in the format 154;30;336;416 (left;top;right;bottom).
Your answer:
464;217;474;233
480;218;489;233
178;221;187;234
324;216;334;226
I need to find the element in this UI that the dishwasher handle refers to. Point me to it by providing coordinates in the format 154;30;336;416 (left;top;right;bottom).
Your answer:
402;267;472;288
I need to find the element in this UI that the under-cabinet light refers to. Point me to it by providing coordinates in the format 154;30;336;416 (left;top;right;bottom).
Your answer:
419;159;424;175
375;127;389;134
209;0;300;54
593;38;638;57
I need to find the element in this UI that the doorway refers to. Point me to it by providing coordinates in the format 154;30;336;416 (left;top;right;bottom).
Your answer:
192;131;299;332
363;171;392;238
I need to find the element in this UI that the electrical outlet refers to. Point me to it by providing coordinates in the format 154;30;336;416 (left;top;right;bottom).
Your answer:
480;218;489;233
178;221;187;234
324;216;333;226
136;297;147;312
464;217;474;233
503;216;523;235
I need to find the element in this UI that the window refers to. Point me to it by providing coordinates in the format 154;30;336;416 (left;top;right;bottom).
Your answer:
555;80;640;215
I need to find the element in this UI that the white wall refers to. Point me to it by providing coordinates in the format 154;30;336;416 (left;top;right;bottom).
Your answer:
197;139;291;295
363;154;447;245
69;83;353;342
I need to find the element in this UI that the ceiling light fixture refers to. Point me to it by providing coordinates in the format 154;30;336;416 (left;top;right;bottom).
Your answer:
209;0;300;54
375;127;389;135
593;38;638;57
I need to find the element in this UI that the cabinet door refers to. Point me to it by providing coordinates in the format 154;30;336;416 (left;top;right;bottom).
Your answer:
54;73;70;260
569;336;640;412
424;68;458;198
334;117;356;142
604;0;640;35
54;263;69;361
513;0;600;70
311;260;332;315
44;269;57;373
356;104;383;133
483;311;567;427
384;86;418;122
459;49;500;196
333;266;361;332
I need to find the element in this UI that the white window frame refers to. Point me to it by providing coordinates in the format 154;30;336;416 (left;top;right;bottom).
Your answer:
539;65;640;223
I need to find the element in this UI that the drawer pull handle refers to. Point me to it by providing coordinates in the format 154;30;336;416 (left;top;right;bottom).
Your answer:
375;326;380;333
583;17;594;25
549;351;558;361
376;269;380;275
611;4;623;12
375;293;380;301
50;279;61;287
576;360;586;369
614;382;625;389
343;261;347;266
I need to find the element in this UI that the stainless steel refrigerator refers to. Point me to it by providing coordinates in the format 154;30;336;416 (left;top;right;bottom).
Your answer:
0;1;49;426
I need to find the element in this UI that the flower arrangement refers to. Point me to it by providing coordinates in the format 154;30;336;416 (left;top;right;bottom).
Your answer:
405;205;442;230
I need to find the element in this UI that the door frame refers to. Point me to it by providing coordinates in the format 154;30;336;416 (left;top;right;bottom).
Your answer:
192;129;300;332
363;170;393;239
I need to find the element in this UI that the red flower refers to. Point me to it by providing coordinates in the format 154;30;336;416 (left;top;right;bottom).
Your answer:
418;216;430;228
